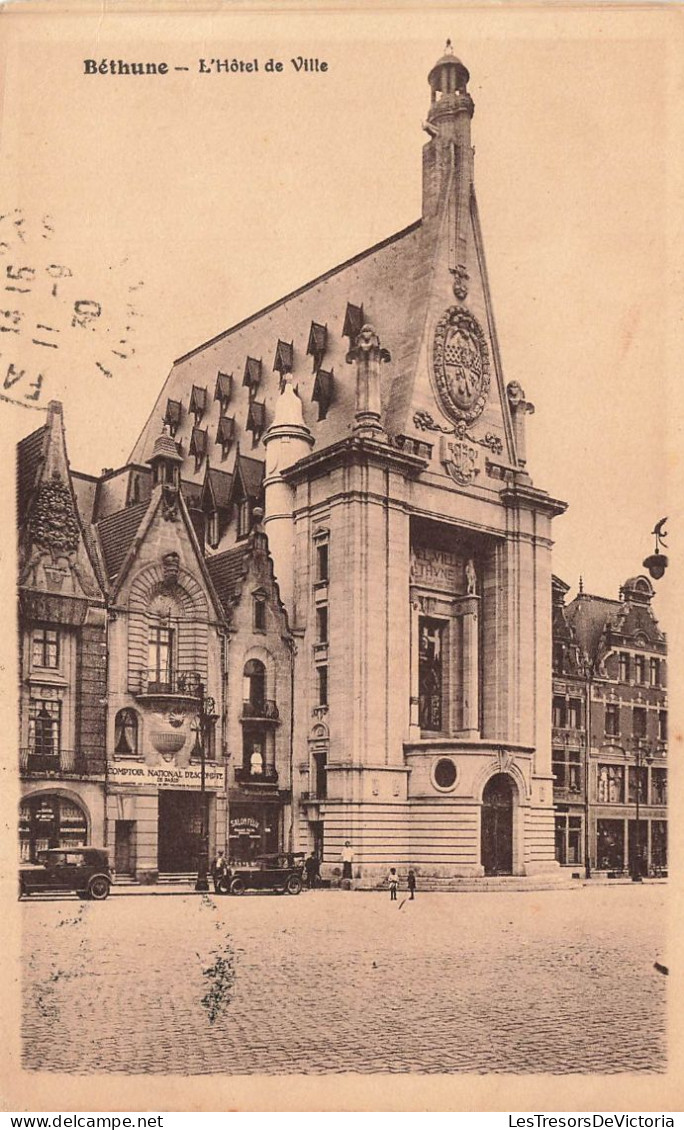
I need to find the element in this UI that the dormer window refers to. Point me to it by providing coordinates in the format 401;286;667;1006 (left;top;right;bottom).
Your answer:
189;426;208;471
342;302;364;346
215;415;235;460
214;371;233;413
312;368;334;421
307;321;327;372
189;385;207;425
246;400;266;445
273;339;293;387
237;498;251;540
164;399;182;438
243;356;262;394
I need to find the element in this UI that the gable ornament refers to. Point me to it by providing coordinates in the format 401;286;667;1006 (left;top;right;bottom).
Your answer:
432;305;490;425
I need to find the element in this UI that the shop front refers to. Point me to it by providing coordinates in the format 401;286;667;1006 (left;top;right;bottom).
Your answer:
229;802;281;863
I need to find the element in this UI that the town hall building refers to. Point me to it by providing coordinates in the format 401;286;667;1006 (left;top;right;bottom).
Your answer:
18;46;575;884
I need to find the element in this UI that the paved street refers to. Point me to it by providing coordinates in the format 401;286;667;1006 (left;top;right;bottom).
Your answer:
22;885;666;1075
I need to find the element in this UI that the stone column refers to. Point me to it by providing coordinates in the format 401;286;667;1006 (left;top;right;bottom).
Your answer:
346;324;390;438
453;594;480;735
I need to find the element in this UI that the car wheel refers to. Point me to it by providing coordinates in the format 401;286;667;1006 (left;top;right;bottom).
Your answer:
286;874;302;895
216;876;230;895
88;876;110;901
229;877;246;896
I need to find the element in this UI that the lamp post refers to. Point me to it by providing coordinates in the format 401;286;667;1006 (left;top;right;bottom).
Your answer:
194;682;218;893
626;738;654;882
576;651;593;880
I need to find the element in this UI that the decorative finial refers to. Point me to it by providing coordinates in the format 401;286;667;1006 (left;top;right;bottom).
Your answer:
445;39;453;55
578;575;584;594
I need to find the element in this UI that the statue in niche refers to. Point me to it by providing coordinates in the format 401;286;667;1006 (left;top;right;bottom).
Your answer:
465;558;477;595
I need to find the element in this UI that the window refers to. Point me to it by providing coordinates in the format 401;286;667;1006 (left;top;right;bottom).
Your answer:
32;627;59;669
555;815;582;866
651;768;667;805
553;643;565;674
632;707;647;739
552;749;566;789
650;658;661;687
567;698;582;729
419;618;443;731
597;764;624;804
207;510;220;549
605;702;620;737
237;498;251;540
114;708;139;756
628;766;648;804
597;819;625;870
552;696;567;729
317;665;328;707
552;749;581;793
28;698;61;756
634;655;646;684
658;710;667;742
651;821;667;870
316;543;329;583
433;757;457;790
243;659;266;713
148;624;174;690
619;653;630;683
316;605;328;644
253;596;266;632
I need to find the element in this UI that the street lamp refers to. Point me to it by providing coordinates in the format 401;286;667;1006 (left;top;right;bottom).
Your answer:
575;651;593;880
625;738;654;882
193;682;219;893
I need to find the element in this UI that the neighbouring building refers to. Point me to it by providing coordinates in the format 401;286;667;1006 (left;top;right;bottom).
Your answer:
18;401;108;861
552;575;668;876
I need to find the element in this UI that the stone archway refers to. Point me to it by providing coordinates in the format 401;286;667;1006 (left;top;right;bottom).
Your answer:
481;773;516;876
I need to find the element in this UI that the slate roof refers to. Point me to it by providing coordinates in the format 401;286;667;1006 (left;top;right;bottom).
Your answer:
96;501;149;580
235;453;265;500
203;467;233;511
206;543;252;615
17;424;47;520
566;594;622;660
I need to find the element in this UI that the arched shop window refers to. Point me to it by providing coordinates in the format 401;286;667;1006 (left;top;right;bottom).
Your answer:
19;794;88;862
114;708;139;756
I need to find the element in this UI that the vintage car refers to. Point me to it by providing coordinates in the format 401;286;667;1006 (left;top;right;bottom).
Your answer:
19;847;113;900
217;853;305;896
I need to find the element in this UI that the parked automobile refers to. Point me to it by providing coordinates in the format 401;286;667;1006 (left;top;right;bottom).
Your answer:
19;847;113;900
217;853;305;896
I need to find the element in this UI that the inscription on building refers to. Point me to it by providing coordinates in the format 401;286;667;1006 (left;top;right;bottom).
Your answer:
108;763;225;790
410;546;463;593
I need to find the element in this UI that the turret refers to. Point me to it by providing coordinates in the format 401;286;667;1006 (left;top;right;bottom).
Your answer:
422;41;474;266
262;378;314;612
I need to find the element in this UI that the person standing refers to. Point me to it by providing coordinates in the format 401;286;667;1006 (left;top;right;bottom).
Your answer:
340;840;354;886
211;850;227;893
387;867;399;901
407;869;417;900
305;851;320;889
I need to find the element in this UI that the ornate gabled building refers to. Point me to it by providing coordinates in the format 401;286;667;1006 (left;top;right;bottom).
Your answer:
553;575;668;876
18;401;108;861
122;44;568;884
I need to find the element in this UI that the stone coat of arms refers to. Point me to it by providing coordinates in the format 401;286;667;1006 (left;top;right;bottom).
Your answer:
432;305;491;424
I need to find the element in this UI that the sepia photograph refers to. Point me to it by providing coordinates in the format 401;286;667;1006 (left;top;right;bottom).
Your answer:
0;1;680;1114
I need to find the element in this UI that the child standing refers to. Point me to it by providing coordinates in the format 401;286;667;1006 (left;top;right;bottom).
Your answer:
387;867;399;901
407;869;417;900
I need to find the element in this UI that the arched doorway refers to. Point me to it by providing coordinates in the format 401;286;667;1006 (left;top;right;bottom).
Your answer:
19;793;89;862
481;774;515;875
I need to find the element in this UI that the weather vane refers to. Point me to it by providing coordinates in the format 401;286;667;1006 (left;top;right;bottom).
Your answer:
643;517;668;580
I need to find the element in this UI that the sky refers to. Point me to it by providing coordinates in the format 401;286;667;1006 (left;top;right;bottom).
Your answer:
0;4;679;607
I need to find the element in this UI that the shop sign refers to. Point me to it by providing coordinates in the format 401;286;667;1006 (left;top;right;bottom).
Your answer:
108;763;225;791
230;815;260;835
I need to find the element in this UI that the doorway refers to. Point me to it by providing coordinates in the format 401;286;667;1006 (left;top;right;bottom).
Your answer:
481;773;514;875
158;791;205;873
114;820;136;876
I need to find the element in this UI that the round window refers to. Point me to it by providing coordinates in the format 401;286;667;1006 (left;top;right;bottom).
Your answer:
433;757;458;791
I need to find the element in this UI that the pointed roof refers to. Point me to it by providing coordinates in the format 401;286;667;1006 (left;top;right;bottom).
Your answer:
205;544;252;616
96;501;149;581
17;422;48;519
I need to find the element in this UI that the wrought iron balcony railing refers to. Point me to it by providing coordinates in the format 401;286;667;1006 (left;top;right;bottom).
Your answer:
234;765;279;785
134;669;203;697
20;748;95;775
240;699;280;721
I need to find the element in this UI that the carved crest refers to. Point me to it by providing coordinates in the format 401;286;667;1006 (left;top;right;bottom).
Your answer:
432;306;490;424
440;433;481;485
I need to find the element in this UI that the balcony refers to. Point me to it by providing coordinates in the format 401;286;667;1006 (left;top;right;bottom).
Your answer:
234;765;279;787
132;669;203;707
552;727;585;745
20;748;98;777
240;699;280;722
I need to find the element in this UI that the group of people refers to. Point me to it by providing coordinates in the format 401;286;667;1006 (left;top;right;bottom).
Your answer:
387;867;416;901
210;843;417;899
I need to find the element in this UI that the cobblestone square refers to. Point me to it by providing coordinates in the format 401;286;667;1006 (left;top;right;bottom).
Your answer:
22;884;666;1076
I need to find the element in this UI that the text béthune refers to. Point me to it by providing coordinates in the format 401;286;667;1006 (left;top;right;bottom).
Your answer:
83;58;329;76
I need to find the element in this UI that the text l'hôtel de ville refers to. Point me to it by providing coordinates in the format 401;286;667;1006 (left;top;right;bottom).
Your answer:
83;58;328;76
509;1120;674;1128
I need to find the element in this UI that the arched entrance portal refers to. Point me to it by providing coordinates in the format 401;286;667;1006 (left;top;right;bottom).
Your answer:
481;774;515;876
